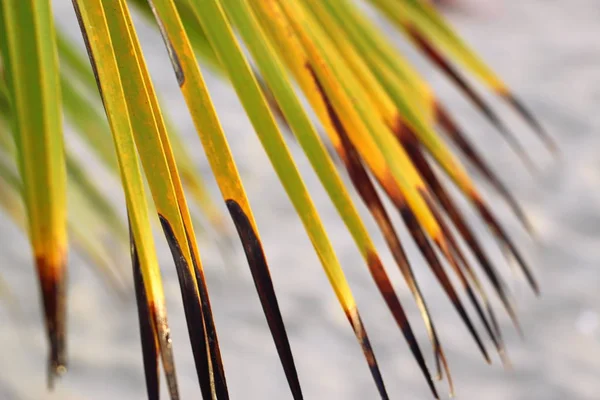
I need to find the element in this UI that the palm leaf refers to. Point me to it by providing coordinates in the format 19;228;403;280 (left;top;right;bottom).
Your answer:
57;24;228;239
0;0;68;384
367;0;557;158
0;0;550;398
71;1;181;396
0;139;127;292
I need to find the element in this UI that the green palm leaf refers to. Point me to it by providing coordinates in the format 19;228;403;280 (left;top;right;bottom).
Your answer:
0;0;68;384
0;0;550;398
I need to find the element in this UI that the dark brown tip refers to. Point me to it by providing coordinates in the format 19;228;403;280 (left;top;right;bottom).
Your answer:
366;253;439;399
465;285;497;363
345;309;390;400
428;211;497;364
159;215;217;399
486;303;512;369
408;27;537;173
503;93;558;156
308;58;440;397
35;255;67;389
487;115;539;177
404;207;491;363
130;228;161;400
417;188;499;363
431;239;491;365
226;200;303;400
186;235;229;400
473;200;540;295
405;144;522;340
129;218;180;400
435;103;535;237
328;107;447;396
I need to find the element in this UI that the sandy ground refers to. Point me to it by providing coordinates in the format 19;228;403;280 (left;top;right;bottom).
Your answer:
1;1;599;399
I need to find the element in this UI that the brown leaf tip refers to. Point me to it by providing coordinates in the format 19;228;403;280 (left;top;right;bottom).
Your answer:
226;199;303;400
344;308;390;399
35;255;67;388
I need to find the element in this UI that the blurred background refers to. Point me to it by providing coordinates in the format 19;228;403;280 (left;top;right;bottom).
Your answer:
1;0;600;399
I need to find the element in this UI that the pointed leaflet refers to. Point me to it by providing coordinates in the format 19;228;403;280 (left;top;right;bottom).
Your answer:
404;28;537;173
130;222;160;400
273;2;494;367
306;1;538;295
352;69;502;358
403;132;520;334
253;0;452;390
185;0;393;396
0;128;126;291
250;1;451;392
336;129;453;391
434;104;532;236
268;0;488;384
57;26;225;238
403;137;510;357
277;1;478;314
71;1;179;397
408;0;555;153
2;74;128;245
225;0;436;396
274;0;491;363
0;0;68;384
314;0;530;235
272;0;438;243
122;5;231;395
100;1;231;397
160;107;228;235
368;0;557;154
248;2;440;366
329;98;490;368
145;0;304;397
321;0;435;121
311;0;527;246
326;0;536;175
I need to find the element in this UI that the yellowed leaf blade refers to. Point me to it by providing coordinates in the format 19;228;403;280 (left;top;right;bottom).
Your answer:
147;0;303;397
71;1;179;397
0;0;68;384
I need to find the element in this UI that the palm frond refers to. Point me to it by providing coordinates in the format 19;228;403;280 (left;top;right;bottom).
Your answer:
0;0;552;398
0;0;68;384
